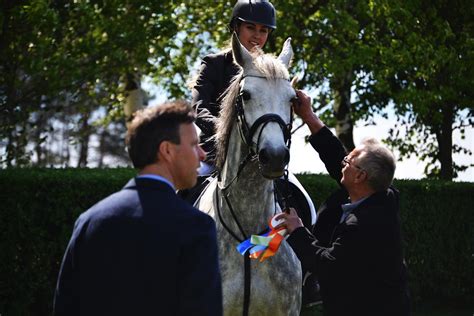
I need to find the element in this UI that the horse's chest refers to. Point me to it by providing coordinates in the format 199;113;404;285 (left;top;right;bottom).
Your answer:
217;233;302;316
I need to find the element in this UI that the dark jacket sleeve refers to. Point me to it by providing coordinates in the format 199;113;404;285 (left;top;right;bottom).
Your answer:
177;209;222;316
287;215;361;276
53;216;86;316
287;126;351;274
308;126;347;183
192;55;221;137
192;51;239;161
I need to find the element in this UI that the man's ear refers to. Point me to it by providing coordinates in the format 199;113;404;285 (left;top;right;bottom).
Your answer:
354;170;368;184
158;141;175;163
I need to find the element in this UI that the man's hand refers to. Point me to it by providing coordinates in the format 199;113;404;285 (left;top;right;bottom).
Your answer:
292;90;325;134
274;208;304;234
292;90;313;121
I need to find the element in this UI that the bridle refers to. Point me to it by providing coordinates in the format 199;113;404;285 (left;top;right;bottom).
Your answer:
218;75;294;190
235;75;293;156
215;74;295;316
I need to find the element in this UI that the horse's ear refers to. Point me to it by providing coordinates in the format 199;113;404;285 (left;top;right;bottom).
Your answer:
277;37;293;68
290;75;299;88
232;32;252;68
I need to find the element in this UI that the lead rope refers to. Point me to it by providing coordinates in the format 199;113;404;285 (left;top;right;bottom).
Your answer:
243;253;251;316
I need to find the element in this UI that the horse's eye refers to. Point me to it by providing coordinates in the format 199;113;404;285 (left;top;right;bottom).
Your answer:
241;90;251;101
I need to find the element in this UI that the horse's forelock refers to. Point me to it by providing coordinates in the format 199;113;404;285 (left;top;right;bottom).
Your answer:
253;53;290;80
243;49;290;80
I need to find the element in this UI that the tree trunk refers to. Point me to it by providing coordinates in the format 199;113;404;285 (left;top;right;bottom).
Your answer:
435;104;454;180
76;112;91;168
5;133;14;167
34;135;43;167
332;72;355;151
3;64;19;167
6;122;29;166
61;123;71;167
32;110;48;167
97;128;107;168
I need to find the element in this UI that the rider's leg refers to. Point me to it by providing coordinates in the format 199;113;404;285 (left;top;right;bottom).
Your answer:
287;172;317;225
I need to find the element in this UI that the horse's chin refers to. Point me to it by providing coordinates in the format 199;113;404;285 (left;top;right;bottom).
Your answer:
260;167;285;180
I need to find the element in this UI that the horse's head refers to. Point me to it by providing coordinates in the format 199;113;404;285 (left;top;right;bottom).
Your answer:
230;33;296;179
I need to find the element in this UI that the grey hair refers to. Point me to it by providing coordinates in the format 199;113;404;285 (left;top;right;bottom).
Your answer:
357;138;396;191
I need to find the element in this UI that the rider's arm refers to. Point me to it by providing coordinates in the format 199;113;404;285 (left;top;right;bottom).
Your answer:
192;55;220;137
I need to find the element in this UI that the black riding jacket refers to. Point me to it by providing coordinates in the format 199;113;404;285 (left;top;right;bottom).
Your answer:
191;50;240;163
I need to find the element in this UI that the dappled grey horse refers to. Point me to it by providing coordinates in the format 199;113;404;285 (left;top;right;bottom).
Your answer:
195;34;302;316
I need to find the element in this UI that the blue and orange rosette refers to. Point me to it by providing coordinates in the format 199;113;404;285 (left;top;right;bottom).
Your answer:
236;214;288;262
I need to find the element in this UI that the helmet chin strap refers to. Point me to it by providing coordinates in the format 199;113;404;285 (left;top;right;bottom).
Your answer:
232;25;271;50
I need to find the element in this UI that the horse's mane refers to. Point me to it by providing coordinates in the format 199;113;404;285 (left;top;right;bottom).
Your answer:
215;50;290;170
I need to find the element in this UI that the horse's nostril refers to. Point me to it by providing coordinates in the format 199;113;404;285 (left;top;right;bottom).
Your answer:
259;149;270;164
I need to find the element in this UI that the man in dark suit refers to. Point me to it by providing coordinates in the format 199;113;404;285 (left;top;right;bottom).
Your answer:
276;90;410;316
53;100;222;316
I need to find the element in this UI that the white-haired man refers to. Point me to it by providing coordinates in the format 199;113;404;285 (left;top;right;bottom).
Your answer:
276;90;410;316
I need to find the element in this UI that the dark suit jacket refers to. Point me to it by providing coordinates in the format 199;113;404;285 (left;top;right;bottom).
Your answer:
287;127;410;316
53;177;222;316
192;50;240;161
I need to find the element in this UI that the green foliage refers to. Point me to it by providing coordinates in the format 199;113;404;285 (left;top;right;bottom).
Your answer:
1;1;182;166
296;173;340;208
0;169;472;315
371;0;474;179
1;1;472;171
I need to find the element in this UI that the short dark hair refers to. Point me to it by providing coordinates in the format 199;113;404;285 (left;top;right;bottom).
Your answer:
126;100;196;169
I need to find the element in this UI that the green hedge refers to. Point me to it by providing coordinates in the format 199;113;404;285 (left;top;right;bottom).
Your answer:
0;169;472;315
0;168;135;316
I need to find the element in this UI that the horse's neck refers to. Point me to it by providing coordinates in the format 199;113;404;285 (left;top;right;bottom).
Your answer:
219;126;244;187
219;126;276;233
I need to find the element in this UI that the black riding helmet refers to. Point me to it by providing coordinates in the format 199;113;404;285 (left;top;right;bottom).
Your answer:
229;0;276;32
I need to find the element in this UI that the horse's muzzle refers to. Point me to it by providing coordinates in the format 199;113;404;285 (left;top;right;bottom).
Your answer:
258;147;290;179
